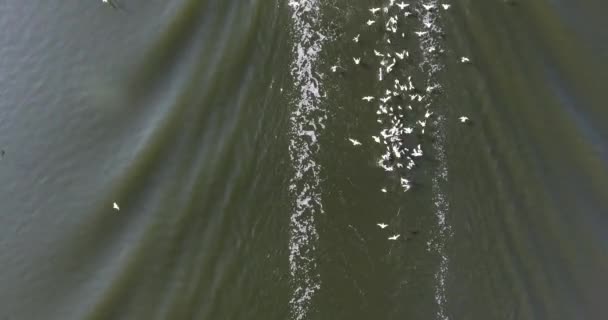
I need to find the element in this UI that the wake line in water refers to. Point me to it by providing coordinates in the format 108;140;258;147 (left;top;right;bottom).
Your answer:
417;2;452;320
286;0;326;319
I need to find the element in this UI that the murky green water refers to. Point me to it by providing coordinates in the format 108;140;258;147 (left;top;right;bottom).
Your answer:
0;1;606;319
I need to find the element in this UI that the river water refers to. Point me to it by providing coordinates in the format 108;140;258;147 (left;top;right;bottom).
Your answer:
0;0;606;319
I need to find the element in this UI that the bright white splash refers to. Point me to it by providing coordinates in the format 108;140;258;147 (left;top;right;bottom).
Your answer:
287;0;326;319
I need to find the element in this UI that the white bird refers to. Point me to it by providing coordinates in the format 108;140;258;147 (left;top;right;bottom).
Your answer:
411;145;423;157
388;234;400;240
459;116;469;123
372;136;381;143
330;65;338;72
113;202;120;211
426;84;439;93
369;7;381;14
353;34;360;42
400;177;410;185
362;96;374;101
425;110;433;118
353;57;361;65
442;4;451;10
395;51;405;60
460;56;471;63
404;127;413;134
377;223;389;229
396;2;409;10
380;96;391;103
349;138;362;146
366;19;375;26
383;166;394;172
415;31;428;37
374;50;384;57
423;4;436;11
381;188;388;193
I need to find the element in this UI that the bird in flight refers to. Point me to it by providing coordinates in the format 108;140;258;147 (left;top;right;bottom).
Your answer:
396;2;409;10
348;138;362;146
362;96;374;101
459;116;469;123
377;223;389;229
388;234;400;240
113;202;120;211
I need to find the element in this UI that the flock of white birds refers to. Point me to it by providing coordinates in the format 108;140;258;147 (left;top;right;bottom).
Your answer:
339;1;470;241
105;1;473;219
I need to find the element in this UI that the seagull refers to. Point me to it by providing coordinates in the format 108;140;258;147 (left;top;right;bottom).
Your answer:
459;116;469;123
330;65;338;72
404;127;413;134
425;110;433;118
377;223;389;229
113;202;120;211
460;56;471;63
353;57;361;64
353;34;360;42
362;96;374;102
372;136;381;143
411;144;423;157
388;234;400;240
366;19;375;26
396;2;409;10
349;138;362;146
415;31;428;37
374;50;384;57
442;4;451;10
380;96;391;103
369;7;381;14
381;188;388;193
395;51;405;60
423;4;436;11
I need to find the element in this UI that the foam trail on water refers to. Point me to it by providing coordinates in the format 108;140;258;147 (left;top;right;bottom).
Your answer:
286;1;326;319
417;1;452;319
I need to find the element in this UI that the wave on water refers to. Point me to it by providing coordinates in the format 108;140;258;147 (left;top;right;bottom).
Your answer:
286;0;326;319
416;1;452;320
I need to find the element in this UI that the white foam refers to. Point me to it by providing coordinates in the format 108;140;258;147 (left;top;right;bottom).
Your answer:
417;1;452;319
287;1;326;319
